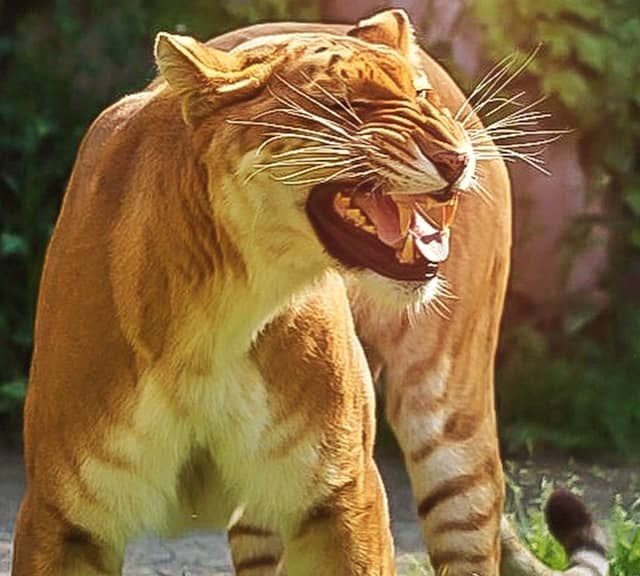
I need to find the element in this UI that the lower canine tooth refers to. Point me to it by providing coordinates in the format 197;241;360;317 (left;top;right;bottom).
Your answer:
398;235;415;263
362;224;376;234
442;193;460;229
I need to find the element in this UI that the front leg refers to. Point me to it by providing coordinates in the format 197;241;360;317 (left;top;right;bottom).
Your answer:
351;279;507;575
12;491;124;576
228;271;395;576
282;458;395;576
228;517;285;576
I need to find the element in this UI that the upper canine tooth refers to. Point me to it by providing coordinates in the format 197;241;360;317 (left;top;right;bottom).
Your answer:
418;198;436;212
398;204;412;236
398;235;415;264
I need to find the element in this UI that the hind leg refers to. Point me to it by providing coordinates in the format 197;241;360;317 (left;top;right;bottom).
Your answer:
12;492;123;576
385;362;504;576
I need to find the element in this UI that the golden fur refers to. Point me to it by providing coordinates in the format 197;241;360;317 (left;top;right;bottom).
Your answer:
11;9;607;576
208;14;510;576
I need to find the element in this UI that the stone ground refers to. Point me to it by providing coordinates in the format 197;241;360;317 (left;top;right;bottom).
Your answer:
1;443;638;575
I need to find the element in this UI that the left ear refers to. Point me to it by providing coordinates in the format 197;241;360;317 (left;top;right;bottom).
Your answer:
155;33;279;124
347;9;418;60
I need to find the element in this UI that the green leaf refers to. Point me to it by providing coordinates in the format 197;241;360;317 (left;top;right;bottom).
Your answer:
560;0;606;24
573;29;607;71
624;189;640;215
541;69;589;108
0;380;27;413
0;233;29;257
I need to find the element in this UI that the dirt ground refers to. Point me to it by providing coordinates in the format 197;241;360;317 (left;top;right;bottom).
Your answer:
1;443;638;575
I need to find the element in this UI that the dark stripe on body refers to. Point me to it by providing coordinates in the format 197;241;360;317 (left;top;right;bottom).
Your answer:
417;457;496;518
235;554;280;573
429;550;490;569
432;497;499;534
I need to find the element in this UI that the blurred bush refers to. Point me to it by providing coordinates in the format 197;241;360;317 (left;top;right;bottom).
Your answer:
1;0;639;461
0;0;317;420
473;0;640;459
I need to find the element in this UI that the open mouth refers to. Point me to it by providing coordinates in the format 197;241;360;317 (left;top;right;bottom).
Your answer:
306;182;459;282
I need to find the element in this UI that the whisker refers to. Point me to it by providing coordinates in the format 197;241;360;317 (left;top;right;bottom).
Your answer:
272;74;360;134
454;52;518;120
299;71;363;127
469;178;493;206
459;60;520;126
470;129;567;142
428;293;452;320
227;119;351;155
258;155;368;175
477;97;551;132
482;112;552;131
462;45;541;126
270;145;355;159
271;161;373;186
475;135;564;150
248;156;358;180
258;102;357;141
436;276;458;301
476;151;550;174
481;90;528;119
260;157;368;182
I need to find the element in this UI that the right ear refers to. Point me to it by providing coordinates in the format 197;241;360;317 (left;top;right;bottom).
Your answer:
154;33;276;123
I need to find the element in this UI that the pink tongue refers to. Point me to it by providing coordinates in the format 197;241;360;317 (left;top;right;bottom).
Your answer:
354;195;402;245
353;195;450;263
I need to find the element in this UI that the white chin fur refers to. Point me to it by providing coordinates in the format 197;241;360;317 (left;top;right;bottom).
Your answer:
345;269;440;316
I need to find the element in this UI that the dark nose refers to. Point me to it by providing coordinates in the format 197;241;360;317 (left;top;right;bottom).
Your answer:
432;150;468;183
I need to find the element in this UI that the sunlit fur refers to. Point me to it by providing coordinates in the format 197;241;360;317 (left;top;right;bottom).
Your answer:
209;17;604;576
11;9;604;576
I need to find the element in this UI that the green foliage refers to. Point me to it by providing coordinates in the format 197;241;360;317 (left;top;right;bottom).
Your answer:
497;312;640;458
401;559;432;576
472;0;640;459
505;480;640;576
610;495;640;575
401;478;640;575
0;0;317;415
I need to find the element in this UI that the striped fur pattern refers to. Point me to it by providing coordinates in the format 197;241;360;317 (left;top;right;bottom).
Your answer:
11;13;448;576
11;8;608;576
210;14;609;576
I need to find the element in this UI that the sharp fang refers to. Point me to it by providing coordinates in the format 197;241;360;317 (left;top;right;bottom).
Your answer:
415;202;440;229
398;235;415;264
362;224;376;234
417;198;437;213
442;193;460;229
397;204;412;237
